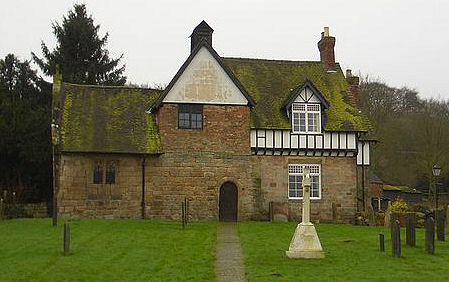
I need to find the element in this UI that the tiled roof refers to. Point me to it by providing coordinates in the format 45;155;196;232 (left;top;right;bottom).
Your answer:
223;57;370;131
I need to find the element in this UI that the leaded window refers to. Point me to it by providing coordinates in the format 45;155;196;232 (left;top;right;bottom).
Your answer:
292;103;321;133
93;162;103;184
288;164;321;199
105;163;116;184
178;104;203;129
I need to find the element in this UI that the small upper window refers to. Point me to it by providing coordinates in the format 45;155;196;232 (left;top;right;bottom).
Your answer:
178;104;203;129
292;103;321;134
105;163;116;184
93;162;103;184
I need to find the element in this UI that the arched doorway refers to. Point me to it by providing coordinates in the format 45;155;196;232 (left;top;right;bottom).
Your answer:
219;182;238;221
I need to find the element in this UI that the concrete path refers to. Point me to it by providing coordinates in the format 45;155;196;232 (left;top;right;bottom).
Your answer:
215;223;246;282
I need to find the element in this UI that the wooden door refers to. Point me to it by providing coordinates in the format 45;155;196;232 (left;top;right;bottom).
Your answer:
219;182;238;221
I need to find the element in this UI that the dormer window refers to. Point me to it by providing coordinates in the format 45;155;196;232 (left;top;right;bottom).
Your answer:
292;103;321;134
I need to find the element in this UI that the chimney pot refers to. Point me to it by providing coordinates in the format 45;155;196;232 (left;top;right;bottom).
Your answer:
324;27;330;37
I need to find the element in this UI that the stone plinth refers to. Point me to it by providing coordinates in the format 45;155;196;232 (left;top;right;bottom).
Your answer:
286;223;325;259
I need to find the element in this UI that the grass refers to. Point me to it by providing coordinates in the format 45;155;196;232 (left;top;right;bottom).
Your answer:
0;219;217;281
238;222;449;281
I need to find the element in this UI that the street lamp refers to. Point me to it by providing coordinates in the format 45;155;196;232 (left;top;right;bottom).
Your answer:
432;164;441;177
432;164;442;240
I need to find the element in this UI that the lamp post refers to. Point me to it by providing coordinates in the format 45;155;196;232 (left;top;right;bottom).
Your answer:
432;164;441;211
432;164;441;227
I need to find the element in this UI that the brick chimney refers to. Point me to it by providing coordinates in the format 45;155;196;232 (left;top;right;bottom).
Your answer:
317;27;336;70
190;20;214;52
346;69;360;107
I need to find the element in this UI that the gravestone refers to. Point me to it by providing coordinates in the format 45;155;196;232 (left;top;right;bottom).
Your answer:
63;223;70;255
367;205;375;226
391;220;401;258
436;210;445;241
425;217;435;254
384;202;392;227
286;168;324;259
406;213;416;247
379;234;385;252
446;205;449;234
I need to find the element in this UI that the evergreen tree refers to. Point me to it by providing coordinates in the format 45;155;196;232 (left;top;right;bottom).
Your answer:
0;54;52;202
32;4;126;85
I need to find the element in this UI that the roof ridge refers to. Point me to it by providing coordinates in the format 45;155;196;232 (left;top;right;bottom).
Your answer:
62;82;163;92
222;57;323;64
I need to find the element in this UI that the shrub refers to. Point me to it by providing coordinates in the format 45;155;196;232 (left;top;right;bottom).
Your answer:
391;198;408;213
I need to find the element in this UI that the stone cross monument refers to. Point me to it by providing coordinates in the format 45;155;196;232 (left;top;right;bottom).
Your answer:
286;167;324;259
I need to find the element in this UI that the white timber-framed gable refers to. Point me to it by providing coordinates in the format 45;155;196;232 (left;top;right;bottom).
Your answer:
283;80;329;136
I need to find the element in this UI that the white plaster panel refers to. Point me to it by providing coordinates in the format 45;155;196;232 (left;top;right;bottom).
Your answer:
294;87;321;103
163;47;248;105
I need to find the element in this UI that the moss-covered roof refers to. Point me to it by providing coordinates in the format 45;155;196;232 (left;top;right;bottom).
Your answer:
384;185;421;194
222;58;370;131
58;83;162;154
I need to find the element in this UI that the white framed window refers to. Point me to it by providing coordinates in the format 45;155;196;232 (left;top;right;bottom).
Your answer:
292;103;321;133
288;164;321;199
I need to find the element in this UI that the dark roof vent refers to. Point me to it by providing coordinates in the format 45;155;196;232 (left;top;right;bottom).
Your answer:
190;20;214;52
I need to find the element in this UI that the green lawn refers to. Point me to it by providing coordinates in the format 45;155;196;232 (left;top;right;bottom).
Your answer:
0;219;217;281
238;222;449;281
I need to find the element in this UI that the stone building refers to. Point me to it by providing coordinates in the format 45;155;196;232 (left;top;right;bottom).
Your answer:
52;21;373;222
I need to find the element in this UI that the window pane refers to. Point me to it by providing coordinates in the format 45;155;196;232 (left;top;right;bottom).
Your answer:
178;112;190;128
178;104;203;129
300;113;306;132
93;163;103;184
308;113;319;132
292;113;300;132
191;113;202;129
106;163;115;184
311;176;319;198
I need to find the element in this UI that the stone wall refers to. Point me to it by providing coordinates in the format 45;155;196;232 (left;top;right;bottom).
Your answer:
146;152;257;220
21;202;48;218
57;103;359;222
156;104;250;154
252;155;357;223
57;153;149;219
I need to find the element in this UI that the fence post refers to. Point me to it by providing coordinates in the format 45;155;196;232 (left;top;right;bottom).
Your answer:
436;210;445;241
181;201;185;229
425;217;435;254
379;233;385;252
186;198;189;226
269;201;273;222
391;219;401;258
406;213;416;247
63;223;70;255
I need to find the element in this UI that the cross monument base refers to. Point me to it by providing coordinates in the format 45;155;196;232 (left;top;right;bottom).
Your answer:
285;222;325;259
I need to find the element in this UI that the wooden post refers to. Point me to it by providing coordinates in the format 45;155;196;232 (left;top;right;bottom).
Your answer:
269;201;274;222
181;201;185;229
391;220;401;258
63;223;70;255
406;213;416;247
379;233;385;252
436;210;445;241
425;217;435;254
185;198;189;226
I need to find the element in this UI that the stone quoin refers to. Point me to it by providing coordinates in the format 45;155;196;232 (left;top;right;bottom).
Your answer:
52;21;373;222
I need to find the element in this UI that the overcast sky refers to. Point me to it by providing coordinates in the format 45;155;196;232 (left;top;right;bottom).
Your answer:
1;0;448;99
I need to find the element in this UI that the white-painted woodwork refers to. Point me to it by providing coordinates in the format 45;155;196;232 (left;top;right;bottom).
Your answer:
251;129;369;163
294;87;321;103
